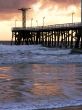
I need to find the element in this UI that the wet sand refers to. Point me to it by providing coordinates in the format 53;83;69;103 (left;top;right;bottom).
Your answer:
40;105;82;110
57;105;82;110
0;63;82;110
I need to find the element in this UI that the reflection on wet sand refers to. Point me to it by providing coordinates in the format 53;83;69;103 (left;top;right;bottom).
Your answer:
0;67;11;71
0;66;12;80
0;63;82;104
0;74;10;79
0;78;25;102
0;66;23;102
31;83;62;97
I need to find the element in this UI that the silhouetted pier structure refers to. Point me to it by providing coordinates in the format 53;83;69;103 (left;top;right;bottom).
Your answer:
12;22;82;48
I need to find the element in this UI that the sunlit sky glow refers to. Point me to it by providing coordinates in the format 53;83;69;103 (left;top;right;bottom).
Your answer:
0;0;81;40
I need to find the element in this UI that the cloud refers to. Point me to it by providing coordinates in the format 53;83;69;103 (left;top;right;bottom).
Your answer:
0;0;38;12
0;0;38;20
40;0;80;9
0;0;80;20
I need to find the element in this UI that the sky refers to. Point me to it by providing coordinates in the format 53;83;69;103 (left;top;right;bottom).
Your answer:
0;0;81;40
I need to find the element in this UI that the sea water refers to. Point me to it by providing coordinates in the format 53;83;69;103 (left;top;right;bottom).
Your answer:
0;45;82;110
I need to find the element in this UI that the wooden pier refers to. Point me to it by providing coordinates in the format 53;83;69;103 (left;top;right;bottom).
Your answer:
11;22;82;48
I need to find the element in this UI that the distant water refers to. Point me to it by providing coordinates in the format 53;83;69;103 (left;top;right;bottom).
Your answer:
0;44;82;110
0;41;11;45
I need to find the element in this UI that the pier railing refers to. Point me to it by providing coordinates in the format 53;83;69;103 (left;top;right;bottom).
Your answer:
12;22;82;31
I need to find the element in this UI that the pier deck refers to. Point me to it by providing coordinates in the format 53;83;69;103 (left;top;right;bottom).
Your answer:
12;22;82;48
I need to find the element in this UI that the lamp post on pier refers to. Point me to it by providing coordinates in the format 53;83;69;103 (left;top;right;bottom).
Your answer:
31;18;33;27
72;12;75;23
36;20;38;26
43;17;45;26
15;19;17;27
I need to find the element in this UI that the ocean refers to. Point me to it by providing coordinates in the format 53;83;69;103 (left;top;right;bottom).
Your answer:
0;44;82;110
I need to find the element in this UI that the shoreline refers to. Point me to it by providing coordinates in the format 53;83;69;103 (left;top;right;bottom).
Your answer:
71;48;82;54
38;105;82;110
